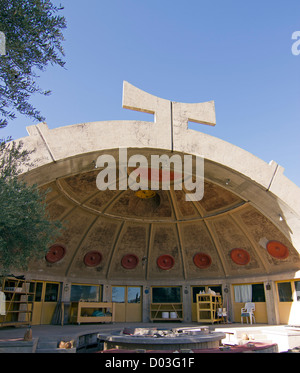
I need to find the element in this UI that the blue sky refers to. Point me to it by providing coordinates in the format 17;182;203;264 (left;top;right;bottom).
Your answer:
1;0;300;186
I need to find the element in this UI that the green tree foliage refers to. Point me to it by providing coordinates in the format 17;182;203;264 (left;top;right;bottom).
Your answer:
0;138;63;275
0;0;66;128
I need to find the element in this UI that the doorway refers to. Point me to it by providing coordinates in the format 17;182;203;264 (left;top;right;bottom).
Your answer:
276;280;300;324
191;285;222;321
111;286;142;322
32;281;60;325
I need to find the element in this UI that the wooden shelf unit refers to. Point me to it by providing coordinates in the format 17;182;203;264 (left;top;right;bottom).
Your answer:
150;303;183;321
196;294;223;324
0;277;35;327
70;301;115;324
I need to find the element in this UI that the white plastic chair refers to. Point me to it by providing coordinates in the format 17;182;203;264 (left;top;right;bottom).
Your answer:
241;302;255;324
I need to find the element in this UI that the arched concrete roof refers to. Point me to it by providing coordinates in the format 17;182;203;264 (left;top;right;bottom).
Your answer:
15;82;300;282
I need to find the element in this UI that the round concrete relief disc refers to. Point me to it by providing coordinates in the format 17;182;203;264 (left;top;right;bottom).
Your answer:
230;248;250;265
267;241;289;259
45;244;66;263
157;255;175;270
84;251;102;267
121;254;139;269
193;253;212;269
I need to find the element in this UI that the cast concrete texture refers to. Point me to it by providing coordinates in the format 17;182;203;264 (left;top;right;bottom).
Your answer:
7;81;300;324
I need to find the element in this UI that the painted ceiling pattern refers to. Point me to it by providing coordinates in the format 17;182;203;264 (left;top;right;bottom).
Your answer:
29;165;300;281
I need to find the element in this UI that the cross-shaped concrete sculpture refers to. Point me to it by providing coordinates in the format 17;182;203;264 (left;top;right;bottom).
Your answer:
122;81;216;150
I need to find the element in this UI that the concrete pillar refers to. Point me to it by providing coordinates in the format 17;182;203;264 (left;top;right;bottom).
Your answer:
222;284;234;321
182;285;191;322
265;280;280;325
61;282;71;302
61;281;71;324
103;284;111;302
143;286;151;322
227;284;235;323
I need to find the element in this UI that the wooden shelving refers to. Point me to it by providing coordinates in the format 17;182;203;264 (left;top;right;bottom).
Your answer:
150;303;183;321
196;294;222;324
0;277;35;327
70;301;115;324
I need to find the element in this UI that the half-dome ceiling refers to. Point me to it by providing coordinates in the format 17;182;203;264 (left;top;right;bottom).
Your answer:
28;151;300;282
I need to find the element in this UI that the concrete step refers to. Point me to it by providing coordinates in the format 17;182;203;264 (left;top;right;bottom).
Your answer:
36;347;76;353
37;340;58;349
216;327;273;346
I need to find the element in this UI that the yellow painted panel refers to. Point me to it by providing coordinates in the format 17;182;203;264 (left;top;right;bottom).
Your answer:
32;302;42;325
278;302;292;324
41;302;57;324
126;303;142;322
278;302;300;324
114;303;126;322
191;302;197;322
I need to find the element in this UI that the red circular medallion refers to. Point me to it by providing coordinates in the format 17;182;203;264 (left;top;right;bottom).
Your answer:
267;241;289;259
121;254;139;269
193;253;212;269
45;244;66;263
84;251;102;267
157;255;175;270
230;248;250;265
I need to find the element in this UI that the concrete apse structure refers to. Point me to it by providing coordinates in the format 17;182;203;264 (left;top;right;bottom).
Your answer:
9;82;300;326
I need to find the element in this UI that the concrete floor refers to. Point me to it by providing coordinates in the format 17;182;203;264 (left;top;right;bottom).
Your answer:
0;322;300;353
0;321;273;339
0;321;200;340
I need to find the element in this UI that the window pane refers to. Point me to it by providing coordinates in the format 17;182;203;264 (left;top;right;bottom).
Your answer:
35;283;43;302
127;287;141;303
295;281;300;301
210;286;222;296
192;287;205;303
252;284;265;302
234;285;252;303
112;287;125;303
44;283;59;302
278;282;293;302
70;285;100;302
234;284;266;302
28;282;35;302
152;287;181;303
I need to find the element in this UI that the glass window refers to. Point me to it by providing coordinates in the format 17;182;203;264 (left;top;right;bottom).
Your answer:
192;286;222;303
252;284;266;302
234;285;252;303
70;284;100;302
295;281;300;301
127;287;141;303
152;287;181;303
278;282;293;302
44;283;59;302
210;286;222;296
234;283;265;302
112;287;125;303
192;286;205;303
34;282;43;302
28;282;35;302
